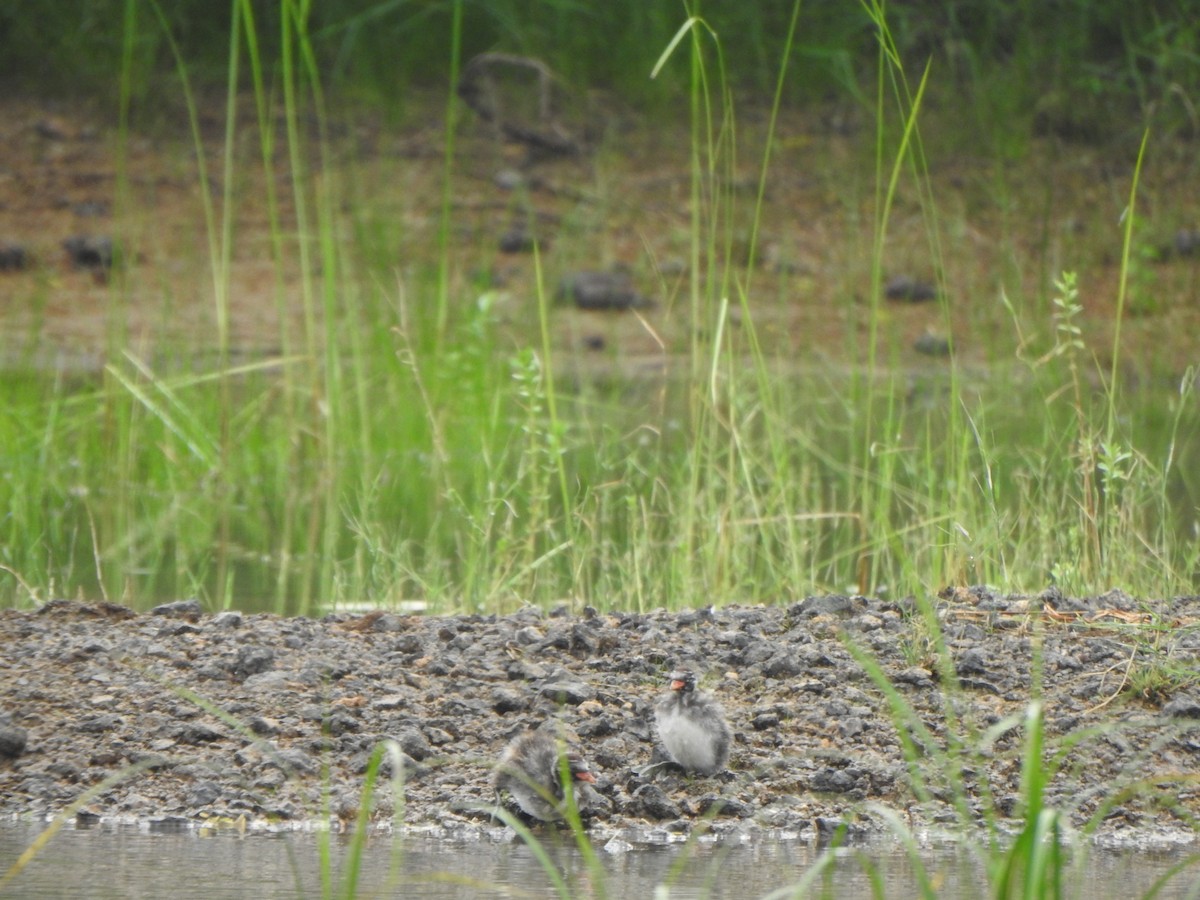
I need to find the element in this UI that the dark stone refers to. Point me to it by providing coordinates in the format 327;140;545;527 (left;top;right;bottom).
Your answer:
498;227;537;253
147;816;191;832
150;599;203;619
884;275;936;302
534;628;570;652
677;607;714;626
958;678;1001;694
324;711;360;736
1163;697;1200;719
73;200;109;218
231;646;275;679
815;816;851;837
492;689;527;713
894;666;934;688
63;235;114;270
913;332;952;356
839;717;866;738
395;727;433;761
0;241;28;271
763;652;803;679
752;713;780;730
1171;229;1200;257
393;634;423;654
696;795;753;818
632;783;680;820
0;725;28;758
47;761;81;780
538;680;596;705
176;723;224;744
811;767;856;793
557;270;650;310
271;748;318;775
577;716;616;738
186;781;222;807
248;716;279;736
424;726;455;745
76;714;122;733
456;52;582;158
955;648;988;676
1095;588;1137;611
790;595;865;619
367;614;407;632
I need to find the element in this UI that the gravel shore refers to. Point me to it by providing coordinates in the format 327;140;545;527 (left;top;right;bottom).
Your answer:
3;590;1200;844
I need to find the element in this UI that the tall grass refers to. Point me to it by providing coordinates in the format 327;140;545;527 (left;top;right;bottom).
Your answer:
5;10;1200;900
0;0;1197;614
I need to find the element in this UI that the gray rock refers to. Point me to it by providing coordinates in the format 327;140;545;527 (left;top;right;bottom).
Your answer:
1171;229;1200;257
894;666;934;688
324;711;360;736
269;747;318;775
696;795;753;818
232;646;275;679
790;595;865;619
211;611;243;628
0;726;28;758
63;234;115;270
395;727;433;761
763;651;803;678
632;783;680;820
913;332;952;356
186;781;223;807
176;723;224;744
76;714;122;733
0;240;28;271
243;670;292;691
955;648;988;676
393;634;423;654
557;270;650;310
811;767;856;793
151;599;203;619
1163;697;1200;719
539;680;596;705
884;275;936;302
492;689;527;713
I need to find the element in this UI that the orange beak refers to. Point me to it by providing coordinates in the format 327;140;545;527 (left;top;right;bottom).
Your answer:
670;679;686;691
575;771;597;784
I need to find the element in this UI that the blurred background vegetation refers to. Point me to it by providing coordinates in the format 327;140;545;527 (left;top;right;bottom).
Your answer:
1;1;1196;613
2;0;1196;139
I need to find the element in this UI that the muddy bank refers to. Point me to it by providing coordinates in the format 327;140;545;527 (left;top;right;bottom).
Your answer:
2;591;1200;844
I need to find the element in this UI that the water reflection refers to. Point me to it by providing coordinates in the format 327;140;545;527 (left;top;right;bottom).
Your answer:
2;823;1198;899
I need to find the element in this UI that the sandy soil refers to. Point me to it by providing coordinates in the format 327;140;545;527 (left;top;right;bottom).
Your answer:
1;92;1198;381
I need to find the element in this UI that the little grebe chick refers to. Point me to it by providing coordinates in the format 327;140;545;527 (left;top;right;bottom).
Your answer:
494;730;597;822
654;670;732;775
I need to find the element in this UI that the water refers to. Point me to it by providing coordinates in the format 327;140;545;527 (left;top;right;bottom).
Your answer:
3;823;1200;899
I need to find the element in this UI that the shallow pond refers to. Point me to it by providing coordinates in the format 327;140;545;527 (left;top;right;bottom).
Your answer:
4;823;1200;899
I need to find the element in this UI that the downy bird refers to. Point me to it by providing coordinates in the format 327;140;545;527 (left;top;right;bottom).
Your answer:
494;729;597;822
654;669;732;775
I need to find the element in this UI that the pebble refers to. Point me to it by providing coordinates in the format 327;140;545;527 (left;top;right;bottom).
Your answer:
557;270;650;310
884;275;937;302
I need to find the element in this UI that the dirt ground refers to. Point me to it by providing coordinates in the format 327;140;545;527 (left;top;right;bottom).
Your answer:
1;91;1198;381
2;591;1200;844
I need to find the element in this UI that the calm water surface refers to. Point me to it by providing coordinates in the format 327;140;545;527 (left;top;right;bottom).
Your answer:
3;824;1200;898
